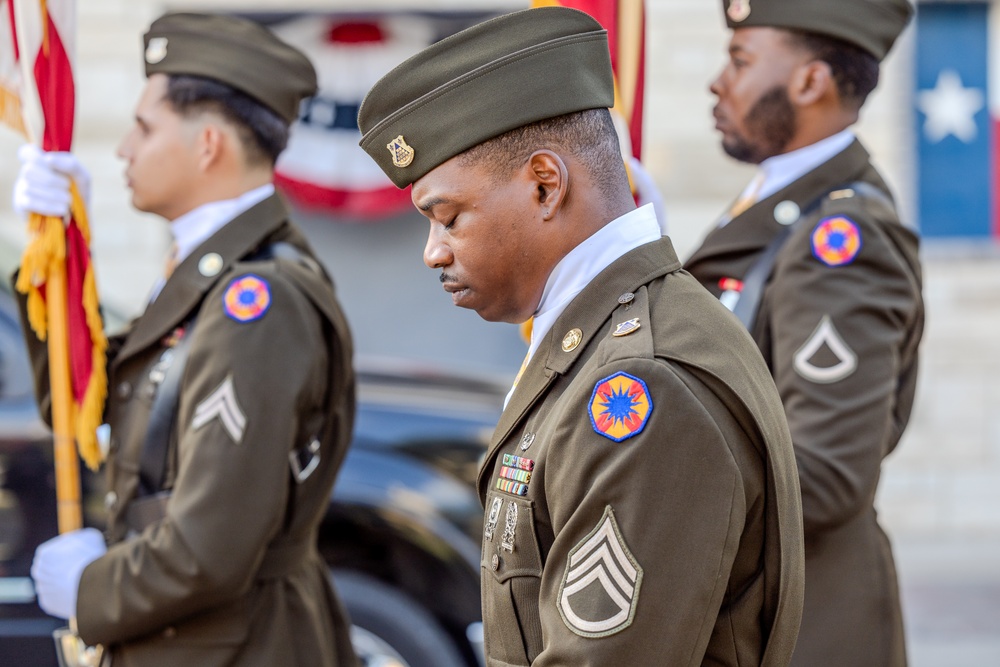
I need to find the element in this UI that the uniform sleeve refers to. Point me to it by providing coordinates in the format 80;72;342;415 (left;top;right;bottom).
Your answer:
528;358;760;666
766;205;920;535
77;267;329;645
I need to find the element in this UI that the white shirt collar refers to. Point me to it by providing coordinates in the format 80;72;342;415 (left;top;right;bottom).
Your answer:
747;129;856;203
170;183;275;263
504;204;661;406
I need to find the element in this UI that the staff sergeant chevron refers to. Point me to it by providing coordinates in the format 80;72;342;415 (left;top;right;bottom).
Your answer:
558;505;643;638
192;376;248;444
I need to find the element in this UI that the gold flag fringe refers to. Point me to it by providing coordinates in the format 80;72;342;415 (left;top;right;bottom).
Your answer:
15;182;108;470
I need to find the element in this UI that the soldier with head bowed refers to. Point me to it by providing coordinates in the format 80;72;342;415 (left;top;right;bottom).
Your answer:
16;12;358;666
684;1;923;665
359;7;804;666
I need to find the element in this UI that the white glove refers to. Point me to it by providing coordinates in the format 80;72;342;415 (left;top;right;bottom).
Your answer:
12;144;92;220
628;156;667;235
30;527;106;619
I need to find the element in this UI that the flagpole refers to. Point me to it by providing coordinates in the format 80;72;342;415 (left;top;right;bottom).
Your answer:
12;0;83;534
46;241;83;534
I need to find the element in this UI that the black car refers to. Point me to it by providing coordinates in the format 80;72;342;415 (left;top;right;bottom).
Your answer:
0;271;503;667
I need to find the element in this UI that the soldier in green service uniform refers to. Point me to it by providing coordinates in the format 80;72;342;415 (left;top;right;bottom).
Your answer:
358;7;804;666
684;1;923;665
16;13;358;667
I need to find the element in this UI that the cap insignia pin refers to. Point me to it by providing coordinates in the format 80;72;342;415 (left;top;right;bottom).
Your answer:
145;37;169;65
387;135;415;168
562;328;583;352
728;0;751;22
612;318;641;337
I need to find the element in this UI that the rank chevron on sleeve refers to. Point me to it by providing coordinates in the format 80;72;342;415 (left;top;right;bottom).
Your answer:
192;376;247;444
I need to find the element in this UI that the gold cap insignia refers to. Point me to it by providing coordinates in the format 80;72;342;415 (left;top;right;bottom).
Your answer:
562;328;583;352
727;0;751;22
387;135;415;168
145;37;169;65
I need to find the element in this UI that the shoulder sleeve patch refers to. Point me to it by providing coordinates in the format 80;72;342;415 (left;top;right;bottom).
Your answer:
558;505;643;638
811;215;862;267
589;372;653;442
223;274;272;322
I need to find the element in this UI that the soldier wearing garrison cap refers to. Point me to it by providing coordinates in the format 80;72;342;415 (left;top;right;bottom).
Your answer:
684;2;923;665
16;12;358;666
359;7;804;665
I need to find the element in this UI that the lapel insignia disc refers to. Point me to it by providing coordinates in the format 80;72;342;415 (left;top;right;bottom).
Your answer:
589;372;653;442
812;216;862;267
387;135;415;168
794;315;858;383
192;376;247;444
559;506;643;637
727;0;751;22
562;328;583;352
612;318;641;337
198;252;223;277
223;274;271;322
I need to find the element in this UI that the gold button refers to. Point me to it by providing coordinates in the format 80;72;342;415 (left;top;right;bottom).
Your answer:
198;253;223;277
491;554;500;571
561;328;583;352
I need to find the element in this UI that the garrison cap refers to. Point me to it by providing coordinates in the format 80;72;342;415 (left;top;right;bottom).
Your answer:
721;0;913;61
142;13;317;124
357;6;614;188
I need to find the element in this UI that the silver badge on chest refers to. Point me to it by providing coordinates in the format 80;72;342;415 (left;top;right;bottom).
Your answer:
485;497;503;542
501;501;518;553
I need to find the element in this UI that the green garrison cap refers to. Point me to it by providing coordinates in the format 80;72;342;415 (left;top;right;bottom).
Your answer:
721;0;913;61
357;6;614;188
142;13;317;124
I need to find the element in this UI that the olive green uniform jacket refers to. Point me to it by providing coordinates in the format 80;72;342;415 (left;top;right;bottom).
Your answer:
479;236;804;667
19;194;358;667
685;140;924;667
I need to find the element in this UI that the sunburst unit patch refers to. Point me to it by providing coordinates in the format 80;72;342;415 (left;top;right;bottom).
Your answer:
589;372;653;442
223;274;271;322
812;216;862;267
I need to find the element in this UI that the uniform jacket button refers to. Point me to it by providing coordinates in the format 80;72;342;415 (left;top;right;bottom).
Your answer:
162;626;177;639
116;381;132;399
491;554;500;571
104;491;118;510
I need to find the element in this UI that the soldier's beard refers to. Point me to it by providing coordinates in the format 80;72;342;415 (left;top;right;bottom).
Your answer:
722;85;797;165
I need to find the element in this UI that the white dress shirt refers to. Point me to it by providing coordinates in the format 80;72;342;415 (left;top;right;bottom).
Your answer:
148;184;275;302
505;203;662;406
722;129;856;227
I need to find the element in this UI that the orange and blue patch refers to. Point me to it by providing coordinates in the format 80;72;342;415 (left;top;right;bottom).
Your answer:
223;274;271;323
812;216;862;267
589;371;653;442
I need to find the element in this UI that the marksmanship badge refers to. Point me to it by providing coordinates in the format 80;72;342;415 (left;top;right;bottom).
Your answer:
559;506;643;637
387;135;415;168
589;372;653;442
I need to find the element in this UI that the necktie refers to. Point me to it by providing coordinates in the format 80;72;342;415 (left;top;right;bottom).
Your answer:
163;242;179;279
727;172;766;219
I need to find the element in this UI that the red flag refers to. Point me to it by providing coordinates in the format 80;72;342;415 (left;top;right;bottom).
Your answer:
531;0;646;158
2;0;107;472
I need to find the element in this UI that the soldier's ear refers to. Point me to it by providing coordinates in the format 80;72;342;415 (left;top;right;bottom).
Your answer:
790;60;834;107
527;150;568;221
195;122;227;172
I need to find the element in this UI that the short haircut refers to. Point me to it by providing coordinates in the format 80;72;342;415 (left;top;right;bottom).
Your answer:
164;74;291;167
459;107;629;202
785;30;880;110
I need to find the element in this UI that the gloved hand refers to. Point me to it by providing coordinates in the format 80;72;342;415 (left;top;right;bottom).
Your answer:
30;527;106;619
628;155;667;235
12;144;92;220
